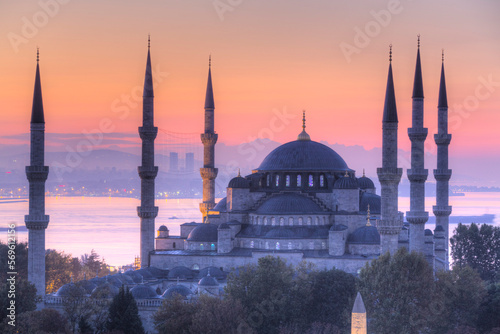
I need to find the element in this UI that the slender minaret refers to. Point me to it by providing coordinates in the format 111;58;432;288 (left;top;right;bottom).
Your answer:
351;292;367;334
25;49;50;297
433;50;452;269
137;37;158;268
407;36;429;254
199;56;218;220
377;45;403;255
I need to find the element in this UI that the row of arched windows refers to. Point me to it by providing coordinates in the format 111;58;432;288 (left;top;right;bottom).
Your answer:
245;240;327;250
250;215;328;226
265;173;326;188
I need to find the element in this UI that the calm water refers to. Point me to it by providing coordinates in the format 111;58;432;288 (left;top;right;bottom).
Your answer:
1;193;499;267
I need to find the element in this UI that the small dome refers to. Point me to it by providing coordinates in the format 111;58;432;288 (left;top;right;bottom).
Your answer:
425;229;433;236
187;224;218;242
135;268;154;280
130;285;159;299
116;273;134;284
218;223;231;230
213;197;227;212
199;275;219;286
256;194;324;214
198;267;226;280
348;226;380;244
162;285;193;300
145;266;168;279
228;176;250;189
124;270;143;283
265;228;296;239
330;224;348;232
55;283;86;297
76;280;97;294
90;282;120;298
334;175;359;189
359;193;381;214
104;275;124;288
358;176;375;189
168;266;194;280
158;225;168;231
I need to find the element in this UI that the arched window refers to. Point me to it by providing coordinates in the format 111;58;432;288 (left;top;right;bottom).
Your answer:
308;175;314;187
263;217;267;225
288;242;293;250
288;217;294;226
266;174;270;187
275;175;280;187
321;242;326;249
265;242;269;249
307;217;312;225
309;241;314;250
211;243;215;251
320;174;325;187
315;217;320;225
285;175;290;187
173;242;176;249
192;264;200;270
298;217;303;225
276;242;280;250
297;174;302;186
200;243;204;250
250;241;255;248
271;217;276;226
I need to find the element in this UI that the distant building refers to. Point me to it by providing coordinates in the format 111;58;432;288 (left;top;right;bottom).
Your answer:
185;152;195;173
169;152;178;172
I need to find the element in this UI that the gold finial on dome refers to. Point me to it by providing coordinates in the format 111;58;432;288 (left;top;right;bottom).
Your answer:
363;168;365;177
366;204;371;226
344;170;349;177
237;168;241;177
297;110;311;141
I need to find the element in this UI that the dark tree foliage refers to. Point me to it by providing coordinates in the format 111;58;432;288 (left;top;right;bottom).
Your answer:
432;266;486;333
189;295;246;334
446;326;480;334
477;283;500;334
450;223;500;282
0;278;37;324
107;286;145;334
153;294;196;334
78;315;93;334
14;308;71;334
358;248;435;334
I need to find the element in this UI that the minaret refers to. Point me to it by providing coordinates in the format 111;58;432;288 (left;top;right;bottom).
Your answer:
199;56;218;220
351;292;367;334
406;36;429;253
137;37;158;268
433;50;452;269
25;49;50;297
377;45;403;255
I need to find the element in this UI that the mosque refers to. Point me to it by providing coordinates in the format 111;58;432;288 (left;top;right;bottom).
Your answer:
25;37;451;331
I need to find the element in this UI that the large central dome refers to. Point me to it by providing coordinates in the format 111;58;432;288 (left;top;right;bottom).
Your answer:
256;140;349;172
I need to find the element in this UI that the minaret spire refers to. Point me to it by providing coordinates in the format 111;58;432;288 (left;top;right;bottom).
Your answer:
297;110;311;141
407;35;430;258
137;38;159;268
377;45;403;255
25;49;50;298
200;56;218;219
433;52;452;269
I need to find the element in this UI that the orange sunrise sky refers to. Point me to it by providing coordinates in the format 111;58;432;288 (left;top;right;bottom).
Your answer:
1;0;499;159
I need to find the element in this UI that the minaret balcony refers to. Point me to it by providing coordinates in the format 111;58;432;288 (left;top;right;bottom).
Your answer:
376;167;403;183
137;206;159;219
433;169;452;181
138;126;158;140
201;133;218;146
408;128;428;141
407;168;428;182
433;205;452;216
405;211;429;225
138;166;158;179
376;218;402;235
25;215;49;230
434;134;452;145
26;166;49;181
200;168;218;180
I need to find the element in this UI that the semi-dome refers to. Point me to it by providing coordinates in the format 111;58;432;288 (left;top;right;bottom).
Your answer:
168;266;194;280
334;175;359;189
256;140;349;172
199;275;218;286
187;224;218;242
256;194;324;214
162;285;193;300
358;176;375;189
130;285;159;299
359;193;381;214
228;175;250;188
213;197;227;212
348;226;380;244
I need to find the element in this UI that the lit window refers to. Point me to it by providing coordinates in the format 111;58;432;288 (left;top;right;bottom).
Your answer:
200;243;204;250
276;242;280;250
308;175;314;187
265;242;269;249
266;174;270;187
275;175;280;187
250;241;254;248
320;175;325;187
286;175;290;187
321;242;326;249
211;243;215;251
297;175;302;186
